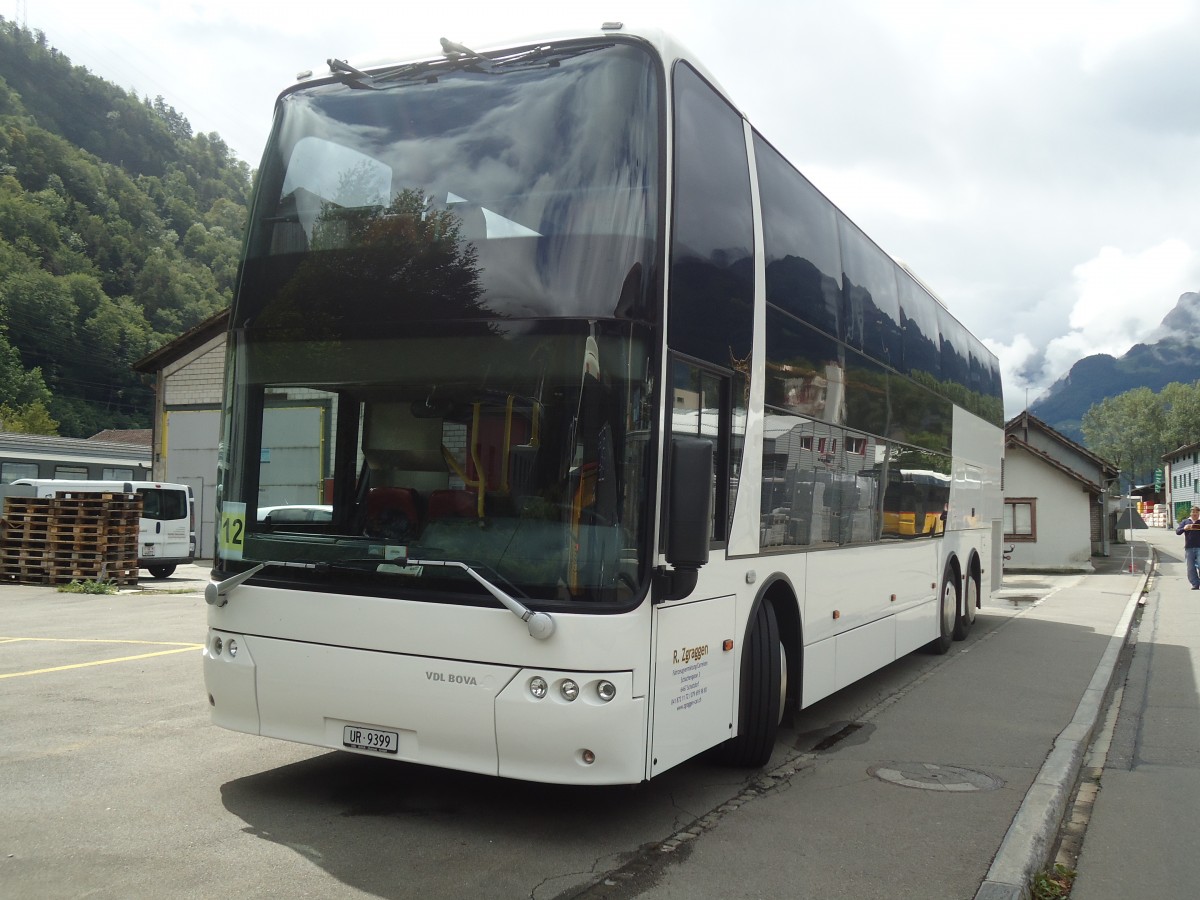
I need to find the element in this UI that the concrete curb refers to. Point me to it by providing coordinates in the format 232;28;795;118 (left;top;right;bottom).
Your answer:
973;554;1154;900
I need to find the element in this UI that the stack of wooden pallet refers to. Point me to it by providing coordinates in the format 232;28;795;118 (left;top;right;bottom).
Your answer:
0;491;141;586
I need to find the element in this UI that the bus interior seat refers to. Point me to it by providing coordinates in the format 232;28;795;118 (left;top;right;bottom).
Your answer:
508;444;538;509
365;486;421;540
428;488;477;520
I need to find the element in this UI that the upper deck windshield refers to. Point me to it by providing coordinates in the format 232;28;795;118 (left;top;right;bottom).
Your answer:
241;38;661;326
217;39;662;608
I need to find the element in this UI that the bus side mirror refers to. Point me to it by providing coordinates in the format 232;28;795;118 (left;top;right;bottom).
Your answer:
663;437;712;600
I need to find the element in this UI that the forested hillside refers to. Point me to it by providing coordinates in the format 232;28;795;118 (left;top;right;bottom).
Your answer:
0;19;251;437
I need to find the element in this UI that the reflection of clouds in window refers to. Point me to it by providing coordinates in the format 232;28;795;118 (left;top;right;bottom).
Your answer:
260;43;658;320
280;137;392;239
281;137;392;205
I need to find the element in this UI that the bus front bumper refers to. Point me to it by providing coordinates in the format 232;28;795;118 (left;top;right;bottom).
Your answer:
203;629;647;785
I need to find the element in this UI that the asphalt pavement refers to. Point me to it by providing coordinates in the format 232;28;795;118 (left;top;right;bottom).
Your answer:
88;538;1200;899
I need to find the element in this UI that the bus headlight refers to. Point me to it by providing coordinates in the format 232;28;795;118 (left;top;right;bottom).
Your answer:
529;676;548;699
227;639;238;658
560;679;579;702
597;680;616;702
212;635;223;656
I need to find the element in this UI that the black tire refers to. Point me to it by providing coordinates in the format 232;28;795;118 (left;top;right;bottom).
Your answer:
953;564;979;640
926;564;957;654
148;565;175;579
720;600;783;768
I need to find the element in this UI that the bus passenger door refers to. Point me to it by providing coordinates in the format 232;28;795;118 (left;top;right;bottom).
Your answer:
650;594;737;776
648;358;741;775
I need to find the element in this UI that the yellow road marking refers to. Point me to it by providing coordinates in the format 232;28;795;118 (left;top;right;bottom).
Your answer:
0;637;203;679
0;637;199;647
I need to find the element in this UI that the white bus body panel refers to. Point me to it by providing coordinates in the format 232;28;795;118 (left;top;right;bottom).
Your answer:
649;594;737;776
205;586;654;784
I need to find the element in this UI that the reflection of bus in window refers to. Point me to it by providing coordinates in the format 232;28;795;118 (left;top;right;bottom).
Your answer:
882;469;951;537
203;26;1003;786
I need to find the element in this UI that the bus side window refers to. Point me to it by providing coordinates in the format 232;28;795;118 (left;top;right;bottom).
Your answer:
670;359;732;545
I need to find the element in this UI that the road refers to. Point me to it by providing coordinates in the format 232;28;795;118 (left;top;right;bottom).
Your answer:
0;566;1083;899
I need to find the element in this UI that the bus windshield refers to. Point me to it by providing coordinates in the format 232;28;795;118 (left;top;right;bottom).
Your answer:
220;320;652;605
240;38;660;326
217;39;662;607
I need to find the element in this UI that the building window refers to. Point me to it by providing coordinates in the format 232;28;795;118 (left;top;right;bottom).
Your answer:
1;462;39;483
846;436;867;455
54;466;88;478
1003;498;1036;542
102;468;135;480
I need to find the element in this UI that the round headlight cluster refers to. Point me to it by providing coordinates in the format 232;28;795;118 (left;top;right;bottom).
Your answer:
527;676;618;703
210;635;238;657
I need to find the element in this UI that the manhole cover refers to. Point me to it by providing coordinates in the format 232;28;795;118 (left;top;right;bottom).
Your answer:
868;762;1003;792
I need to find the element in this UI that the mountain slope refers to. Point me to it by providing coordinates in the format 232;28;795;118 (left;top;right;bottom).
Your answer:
1030;292;1200;439
0;19;251;436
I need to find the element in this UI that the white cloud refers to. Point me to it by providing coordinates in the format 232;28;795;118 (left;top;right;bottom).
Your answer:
983;334;1039;416
1042;240;1197;379
20;0;1200;420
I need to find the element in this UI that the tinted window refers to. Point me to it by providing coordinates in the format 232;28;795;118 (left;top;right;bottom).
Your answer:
843;347;890;438
243;40;662;327
669;63;754;366
888;376;953;453
139;488;188;521
938;306;971;394
761;417;883;548
838;216;901;365
765;307;845;424
755;133;843;340
897;275;941;383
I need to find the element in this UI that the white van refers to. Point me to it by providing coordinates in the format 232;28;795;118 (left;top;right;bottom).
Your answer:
11;479;195;578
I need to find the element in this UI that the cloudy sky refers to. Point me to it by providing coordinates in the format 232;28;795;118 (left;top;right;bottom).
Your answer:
18;0;1200;416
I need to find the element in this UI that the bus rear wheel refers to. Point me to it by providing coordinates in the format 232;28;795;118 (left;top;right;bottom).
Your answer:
926;564;957;654
719;600;783;768
953;566;979;640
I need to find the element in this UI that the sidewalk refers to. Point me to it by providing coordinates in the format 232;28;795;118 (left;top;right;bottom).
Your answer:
636;541;1151;900
1070;526;1200;899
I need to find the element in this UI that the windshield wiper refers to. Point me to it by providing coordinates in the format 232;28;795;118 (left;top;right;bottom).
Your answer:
205;559;323;606
390;556;555;640
206;557;388;606
206;555;555;640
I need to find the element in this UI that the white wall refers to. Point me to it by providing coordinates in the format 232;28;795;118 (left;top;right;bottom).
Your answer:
1004;446;1094;571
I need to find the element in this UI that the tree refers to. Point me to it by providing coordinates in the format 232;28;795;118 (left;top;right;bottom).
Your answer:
1080;382;1200;488
1159;381;1200;455
0;399;57;434
1081;387;1164;487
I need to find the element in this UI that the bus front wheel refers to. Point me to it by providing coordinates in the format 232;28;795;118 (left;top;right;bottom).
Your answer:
719;600;783;768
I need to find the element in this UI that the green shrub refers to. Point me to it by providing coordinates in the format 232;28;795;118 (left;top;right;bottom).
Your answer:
57;579;118;595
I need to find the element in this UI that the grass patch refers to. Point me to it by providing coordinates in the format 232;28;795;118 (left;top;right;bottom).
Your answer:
57;579;119;595
1032;863;1075;899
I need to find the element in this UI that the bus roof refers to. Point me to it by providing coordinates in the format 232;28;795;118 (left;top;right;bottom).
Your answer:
284;23;737;114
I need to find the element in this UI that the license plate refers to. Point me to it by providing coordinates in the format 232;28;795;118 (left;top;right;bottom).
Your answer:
143;544;156;557
342;725;399;755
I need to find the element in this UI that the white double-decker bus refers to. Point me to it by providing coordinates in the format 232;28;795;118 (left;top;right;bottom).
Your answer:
204;24;1004;785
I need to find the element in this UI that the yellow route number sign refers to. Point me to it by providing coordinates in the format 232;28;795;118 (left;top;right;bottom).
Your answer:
218;502;246;560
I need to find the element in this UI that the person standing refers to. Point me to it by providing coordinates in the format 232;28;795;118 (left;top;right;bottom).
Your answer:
1176;505;1200;589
